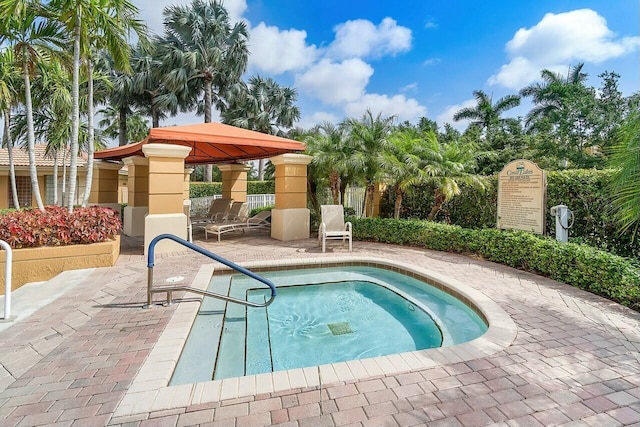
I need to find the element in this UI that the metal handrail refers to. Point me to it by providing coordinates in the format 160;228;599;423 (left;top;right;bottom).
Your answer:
146;234;276;308
1;240;12;320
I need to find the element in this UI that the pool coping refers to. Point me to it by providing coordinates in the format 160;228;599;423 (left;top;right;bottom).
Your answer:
113;256;517;417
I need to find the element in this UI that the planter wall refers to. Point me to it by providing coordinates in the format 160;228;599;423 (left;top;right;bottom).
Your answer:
0;236;120;293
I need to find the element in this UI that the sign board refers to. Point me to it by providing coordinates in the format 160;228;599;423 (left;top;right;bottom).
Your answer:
497;159;546;234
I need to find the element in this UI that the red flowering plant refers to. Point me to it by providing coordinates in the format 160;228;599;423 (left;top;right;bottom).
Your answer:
0;206;122;249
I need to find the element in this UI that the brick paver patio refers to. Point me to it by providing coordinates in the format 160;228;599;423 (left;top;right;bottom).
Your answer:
1;232;639;427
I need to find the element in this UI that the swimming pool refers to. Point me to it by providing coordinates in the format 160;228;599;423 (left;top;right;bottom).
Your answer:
170;266;487;385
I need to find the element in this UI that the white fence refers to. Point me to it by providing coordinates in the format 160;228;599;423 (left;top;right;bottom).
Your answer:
190;187;365;217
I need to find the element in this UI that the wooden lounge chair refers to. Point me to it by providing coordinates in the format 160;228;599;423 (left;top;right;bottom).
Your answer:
204;210;271;241
318;205;352;252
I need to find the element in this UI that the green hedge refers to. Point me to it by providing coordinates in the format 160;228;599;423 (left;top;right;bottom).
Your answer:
382;169;640;258
349;217;640;310
189;181;275;198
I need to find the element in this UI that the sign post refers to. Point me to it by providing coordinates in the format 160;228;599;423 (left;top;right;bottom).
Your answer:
497;160;546;234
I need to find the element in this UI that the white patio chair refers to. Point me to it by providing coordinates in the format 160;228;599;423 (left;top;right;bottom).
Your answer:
318;205;352;253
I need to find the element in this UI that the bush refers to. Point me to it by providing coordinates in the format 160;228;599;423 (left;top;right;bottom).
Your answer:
349;217;640;310
382;169;640;258
189;181;275;198
0;206;122;249
250;205;274;217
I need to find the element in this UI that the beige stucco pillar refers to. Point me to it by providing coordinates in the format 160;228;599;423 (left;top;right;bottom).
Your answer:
219;163;249;202
142;144;191;255
184;168;193;200
122;156;149;237
372;182;386;217
88;160;122;211
271;153;312;241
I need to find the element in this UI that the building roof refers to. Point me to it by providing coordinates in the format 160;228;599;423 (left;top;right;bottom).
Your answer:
0;144;87;168
94;122;306;165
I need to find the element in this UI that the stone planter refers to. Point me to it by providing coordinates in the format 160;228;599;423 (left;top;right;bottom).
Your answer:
0;236;120;293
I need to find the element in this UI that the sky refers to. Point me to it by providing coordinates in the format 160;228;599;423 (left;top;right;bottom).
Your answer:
131;0;640;131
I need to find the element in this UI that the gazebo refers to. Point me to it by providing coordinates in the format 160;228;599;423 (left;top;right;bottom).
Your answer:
92;123;310;254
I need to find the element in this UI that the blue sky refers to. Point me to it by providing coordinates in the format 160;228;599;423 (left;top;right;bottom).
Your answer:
133;0;640;130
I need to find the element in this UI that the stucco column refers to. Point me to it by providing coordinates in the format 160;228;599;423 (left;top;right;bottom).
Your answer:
270;153;312;241
142;144;191;255
184;168;193;200
122;156;149;237
88;160;122;212
372;182;386;217
218;163;249;202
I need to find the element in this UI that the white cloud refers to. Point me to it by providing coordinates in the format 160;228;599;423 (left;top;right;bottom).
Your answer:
249;23;318;74
295;58;373;105
344;93;426;122
400;82;418;92
327;17;412;59
223;0;247;22
298;111;340;130
422;57;441;66
424;17;438;29
436;99;476;131
489;9;640;89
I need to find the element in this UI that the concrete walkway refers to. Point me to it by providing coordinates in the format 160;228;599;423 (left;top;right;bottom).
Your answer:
0;231;639;427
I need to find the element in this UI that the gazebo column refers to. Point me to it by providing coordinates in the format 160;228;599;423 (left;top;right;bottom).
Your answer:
142;144;191;255
219;163;249;202
271;154;312;241
87;160;122;211
184;168;193;200
122;156;149;237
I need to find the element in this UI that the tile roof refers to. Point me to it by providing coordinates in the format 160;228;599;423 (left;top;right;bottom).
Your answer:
0;144;87;167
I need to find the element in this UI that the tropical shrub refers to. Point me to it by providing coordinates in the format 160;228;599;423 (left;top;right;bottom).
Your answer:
0;206;122;249
349;217;640;310
189;181;275;198
382;169;640;258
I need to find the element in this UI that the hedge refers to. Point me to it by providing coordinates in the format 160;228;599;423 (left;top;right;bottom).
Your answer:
190;181;275;198
382;169;640;258
349;217;640;310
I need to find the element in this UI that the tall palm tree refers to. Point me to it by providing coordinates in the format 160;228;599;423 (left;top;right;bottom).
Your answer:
160;0;249;181
51;0;146;210
0;48;22;208
98;105;149;142
607;111;640;236
343;110;396;217
222;75;300;180
0;1;67;211
453;90;520;143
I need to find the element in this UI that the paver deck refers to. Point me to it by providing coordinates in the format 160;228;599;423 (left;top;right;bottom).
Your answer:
1;231;639;427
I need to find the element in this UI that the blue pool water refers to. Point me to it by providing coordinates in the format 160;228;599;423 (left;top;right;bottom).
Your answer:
170;266;487;385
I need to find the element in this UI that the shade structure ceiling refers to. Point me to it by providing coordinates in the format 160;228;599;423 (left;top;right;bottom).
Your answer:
94;123;306;165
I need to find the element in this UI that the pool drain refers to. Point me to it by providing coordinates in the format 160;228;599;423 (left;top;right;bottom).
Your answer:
327;322;352;335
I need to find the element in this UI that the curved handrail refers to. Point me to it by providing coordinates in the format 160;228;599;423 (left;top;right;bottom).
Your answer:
147;233;276;307
1;240;12;320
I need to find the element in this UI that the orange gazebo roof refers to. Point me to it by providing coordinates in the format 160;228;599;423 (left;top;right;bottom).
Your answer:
94;122;305;165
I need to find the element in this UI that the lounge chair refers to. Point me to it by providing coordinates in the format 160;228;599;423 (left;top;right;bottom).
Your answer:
190;198;233;225
218;201;249;223
318;205;352;252
204;210;271;241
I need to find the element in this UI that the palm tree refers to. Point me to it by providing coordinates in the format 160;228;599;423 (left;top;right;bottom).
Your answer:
222;75;300;180
343;110;396;217
51;0;147;210
98;105;149;142
160;0;249;181
453;90;520;143
305;122;353;206
607;111;640;236
0;1;67;211
0;48;22;208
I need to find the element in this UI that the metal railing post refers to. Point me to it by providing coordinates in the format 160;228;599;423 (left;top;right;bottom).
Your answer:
1;240;12;320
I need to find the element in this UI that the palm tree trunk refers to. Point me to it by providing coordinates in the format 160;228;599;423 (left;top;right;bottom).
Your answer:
82;58;95;207
204;78;213;182
427;190;445;221
394;184;402;219
119;106;127;146
307;179;319;218
257;159;265;181
339;179;348;206
53;152;58;205
329;171;340;204
67;18;81;212
3;109;19;209
62;144;68;206
22;51;44;211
